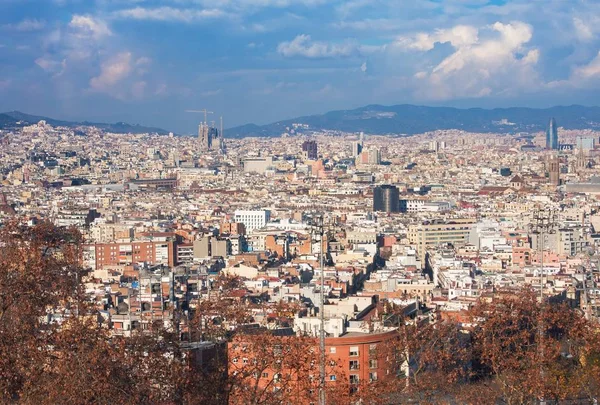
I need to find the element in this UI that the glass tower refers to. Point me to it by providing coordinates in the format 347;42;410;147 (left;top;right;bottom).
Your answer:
546;118;558;150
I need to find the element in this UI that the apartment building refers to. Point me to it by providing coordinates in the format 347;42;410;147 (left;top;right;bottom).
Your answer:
408;218;476;263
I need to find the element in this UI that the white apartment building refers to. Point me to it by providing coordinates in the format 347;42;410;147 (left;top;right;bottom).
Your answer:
234;209;271;232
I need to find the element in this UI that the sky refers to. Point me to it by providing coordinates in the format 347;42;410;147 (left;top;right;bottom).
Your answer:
1;0;600;133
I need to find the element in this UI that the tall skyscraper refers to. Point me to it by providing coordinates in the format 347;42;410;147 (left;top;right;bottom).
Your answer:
373;185;400;213
546;118;559;150
367;148;381;165
352;141;363;158
301;140;318;160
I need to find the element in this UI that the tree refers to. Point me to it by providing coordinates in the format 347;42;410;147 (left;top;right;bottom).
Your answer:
227;331;320;405
469;288;597;404
0;221;88;401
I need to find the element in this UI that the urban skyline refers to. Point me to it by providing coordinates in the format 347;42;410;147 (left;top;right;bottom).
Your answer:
4;1;600;404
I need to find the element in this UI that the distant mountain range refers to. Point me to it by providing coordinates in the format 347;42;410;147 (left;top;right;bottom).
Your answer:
4;105;600;138
0;111;170;135
227;104;600;137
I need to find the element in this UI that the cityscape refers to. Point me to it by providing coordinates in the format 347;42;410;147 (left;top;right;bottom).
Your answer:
4;0;600;404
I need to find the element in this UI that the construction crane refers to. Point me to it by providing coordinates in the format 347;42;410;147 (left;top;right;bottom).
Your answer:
185;109;213;125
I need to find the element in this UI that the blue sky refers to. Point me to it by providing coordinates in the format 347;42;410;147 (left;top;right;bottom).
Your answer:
1;0;600;133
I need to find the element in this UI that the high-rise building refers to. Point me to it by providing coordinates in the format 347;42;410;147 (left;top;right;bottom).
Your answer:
546;118;559;150
576;137;595;150
368;148;381;165
352;141;363;158
301;140;318;160
373;185;400;213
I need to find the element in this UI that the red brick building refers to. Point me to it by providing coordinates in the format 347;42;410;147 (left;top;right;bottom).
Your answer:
227;329;398;401
84;240;176;270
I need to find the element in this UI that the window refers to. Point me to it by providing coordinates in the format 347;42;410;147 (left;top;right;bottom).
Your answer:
349;375;359;385
329;347;336;354
329;375;336;381
232;358;238;364
369;372;378;382
369;359;378;369
349;346;359;356
262;372;269;378
349;360;359;370
243;358;248;364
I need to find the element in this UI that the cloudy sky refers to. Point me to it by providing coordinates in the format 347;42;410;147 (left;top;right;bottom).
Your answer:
1;0;600;133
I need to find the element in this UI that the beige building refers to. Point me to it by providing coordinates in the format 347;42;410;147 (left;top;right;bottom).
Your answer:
408;218;476;263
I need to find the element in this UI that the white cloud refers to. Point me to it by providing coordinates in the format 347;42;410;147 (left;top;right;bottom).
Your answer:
88;52;155;100
90;52;133;90
198;0;328;9
401;21;539;100
334;18;401;32
573;17;593;42
395;25;479;51
573;52;600;79
113;7;226;22
200;89;222;96
35;57;67;77
277;34;379;58
136;56;152;66
69;15;112;39
131;81;147;99
3;18;46;32
547;51;600;90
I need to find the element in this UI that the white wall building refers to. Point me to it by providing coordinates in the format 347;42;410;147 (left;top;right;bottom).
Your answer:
234;209;271;232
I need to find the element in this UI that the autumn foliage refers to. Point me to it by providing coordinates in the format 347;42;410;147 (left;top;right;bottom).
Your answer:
3;221;600;404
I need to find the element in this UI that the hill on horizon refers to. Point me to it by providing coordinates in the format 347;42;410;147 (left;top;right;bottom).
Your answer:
227;104;600;138
0;111;171;135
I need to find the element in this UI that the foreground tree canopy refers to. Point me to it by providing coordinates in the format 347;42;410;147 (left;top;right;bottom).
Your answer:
1;221;600;404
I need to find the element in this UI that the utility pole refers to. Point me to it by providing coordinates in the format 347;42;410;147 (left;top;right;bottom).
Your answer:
310;214;327;405
529;207;556;405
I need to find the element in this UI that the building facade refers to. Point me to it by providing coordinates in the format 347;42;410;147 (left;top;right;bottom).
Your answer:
373;185;400;213
234;210;271;232
546;118;559;150
302;140;318;160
